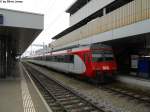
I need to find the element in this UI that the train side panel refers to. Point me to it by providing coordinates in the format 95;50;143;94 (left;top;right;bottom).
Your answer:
73;55;86;74
28;54;86;75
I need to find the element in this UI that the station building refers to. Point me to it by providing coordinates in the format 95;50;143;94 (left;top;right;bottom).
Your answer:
0;8;44;78
50;0;150;78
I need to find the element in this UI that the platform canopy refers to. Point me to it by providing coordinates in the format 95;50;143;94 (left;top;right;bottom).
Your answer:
0;8;44;56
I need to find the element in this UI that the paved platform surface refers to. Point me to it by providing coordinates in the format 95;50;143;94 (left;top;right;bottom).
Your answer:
0;62;51;112
0;78;23;112
116;75;150;90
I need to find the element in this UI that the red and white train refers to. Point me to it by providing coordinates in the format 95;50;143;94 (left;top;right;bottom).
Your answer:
28;44;117;82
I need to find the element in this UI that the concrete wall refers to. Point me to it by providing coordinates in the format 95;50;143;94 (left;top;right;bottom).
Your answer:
70;0;115;26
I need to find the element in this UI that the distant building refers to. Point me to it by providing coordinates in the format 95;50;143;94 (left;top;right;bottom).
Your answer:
34;46;51;56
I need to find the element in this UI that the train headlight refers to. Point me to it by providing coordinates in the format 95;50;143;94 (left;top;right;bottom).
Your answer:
102;66;109;70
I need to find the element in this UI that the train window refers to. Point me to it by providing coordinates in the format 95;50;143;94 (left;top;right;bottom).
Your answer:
56;56;59;62
37;57;40;60
54;56;57;62
54;56;58;62
49;56;52;61
104;57;114;61
69;55;74;63
40;57;42;60
92;50;103;54
92;50;113;54
64;55;68;63
36;55;74;63
43;56;47;61
46;56;49;60
47;56;52;61
39;56;42;60
46;56;48;60
51;56;54;61
92;51;114;62
58;56;64;62
92;57;103;62
62;55;74;63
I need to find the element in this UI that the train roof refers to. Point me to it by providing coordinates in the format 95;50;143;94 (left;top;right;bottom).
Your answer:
29;43;112;58
52;44;111;52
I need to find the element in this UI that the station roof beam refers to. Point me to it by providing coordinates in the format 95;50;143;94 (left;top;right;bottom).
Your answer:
0;8;44;56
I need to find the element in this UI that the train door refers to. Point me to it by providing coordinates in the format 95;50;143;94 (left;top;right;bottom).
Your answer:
83;53;91;76
68;55;74;73
74;54;86;74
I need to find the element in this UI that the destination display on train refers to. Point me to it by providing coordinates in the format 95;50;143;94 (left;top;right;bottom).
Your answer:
0;14;3;24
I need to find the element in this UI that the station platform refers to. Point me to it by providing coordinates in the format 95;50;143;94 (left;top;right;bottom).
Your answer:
0;62;52;112
116;74;150;90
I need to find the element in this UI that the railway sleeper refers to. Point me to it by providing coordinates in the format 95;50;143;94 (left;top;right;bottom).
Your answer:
55;95;75;99
61;100;81;105
65;104;90;110
47;90;68;95
58;96;79;101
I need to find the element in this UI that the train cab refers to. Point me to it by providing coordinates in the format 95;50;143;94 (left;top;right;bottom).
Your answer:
82;44;117;82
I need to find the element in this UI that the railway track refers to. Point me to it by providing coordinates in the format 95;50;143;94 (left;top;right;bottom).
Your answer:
100;85;150;104
23;63;109;112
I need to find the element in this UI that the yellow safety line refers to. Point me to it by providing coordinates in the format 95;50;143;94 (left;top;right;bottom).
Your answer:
20;64;36;112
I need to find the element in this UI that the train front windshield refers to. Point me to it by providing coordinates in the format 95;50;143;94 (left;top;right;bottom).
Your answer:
92;50;114;62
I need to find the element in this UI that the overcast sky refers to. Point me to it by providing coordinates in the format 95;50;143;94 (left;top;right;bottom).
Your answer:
0;0;75;54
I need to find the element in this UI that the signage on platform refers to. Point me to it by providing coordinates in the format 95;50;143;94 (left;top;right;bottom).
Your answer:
0;14;3;24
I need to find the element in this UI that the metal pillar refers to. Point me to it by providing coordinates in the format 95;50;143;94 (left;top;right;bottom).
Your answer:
0;38;7;78
0;36;16;78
